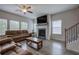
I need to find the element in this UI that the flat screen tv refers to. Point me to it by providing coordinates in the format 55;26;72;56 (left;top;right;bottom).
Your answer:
37;15;47;24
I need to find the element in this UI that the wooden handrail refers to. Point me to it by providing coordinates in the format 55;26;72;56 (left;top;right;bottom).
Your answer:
66;23;79;31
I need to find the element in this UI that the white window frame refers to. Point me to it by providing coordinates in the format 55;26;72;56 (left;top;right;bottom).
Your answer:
52;20;62;34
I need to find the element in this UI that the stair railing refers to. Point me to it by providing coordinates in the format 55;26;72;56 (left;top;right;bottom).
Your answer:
65;23;79;48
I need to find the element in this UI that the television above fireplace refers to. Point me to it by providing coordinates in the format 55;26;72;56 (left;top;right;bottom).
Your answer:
37;15;47;24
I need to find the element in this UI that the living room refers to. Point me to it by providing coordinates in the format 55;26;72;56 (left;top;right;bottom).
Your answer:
0;4;79;55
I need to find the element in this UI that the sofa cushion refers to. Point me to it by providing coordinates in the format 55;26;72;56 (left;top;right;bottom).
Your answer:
22;30;28;34
6;30;29;36
1;43;16;54
0;38;11;45
3;50;17;55
0;46;1;53
12;34;30;42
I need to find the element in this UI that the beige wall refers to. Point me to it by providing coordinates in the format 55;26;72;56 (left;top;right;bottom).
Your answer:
0;10;33;32
52;8;79;41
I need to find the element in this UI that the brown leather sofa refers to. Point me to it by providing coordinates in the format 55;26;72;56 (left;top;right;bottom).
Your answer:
0;37;32;55
5;30;32;42
0;30;33;55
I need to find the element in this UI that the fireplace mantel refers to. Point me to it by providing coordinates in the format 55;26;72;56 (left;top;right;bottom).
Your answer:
36;14;52;40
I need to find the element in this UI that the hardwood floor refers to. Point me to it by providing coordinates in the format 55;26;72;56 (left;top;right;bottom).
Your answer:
20;39;77;55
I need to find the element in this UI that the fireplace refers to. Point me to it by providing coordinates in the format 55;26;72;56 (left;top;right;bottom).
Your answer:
38;29;46;39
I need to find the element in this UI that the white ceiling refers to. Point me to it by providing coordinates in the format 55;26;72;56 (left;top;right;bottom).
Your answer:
0;4;78;19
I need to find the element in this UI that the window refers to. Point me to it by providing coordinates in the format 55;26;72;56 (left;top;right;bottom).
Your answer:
52;20;62;34
10;20;19;30
21;22;28;30
0;19;7;35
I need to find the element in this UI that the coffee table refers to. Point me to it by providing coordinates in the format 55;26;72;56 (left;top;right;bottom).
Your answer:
26;37;43;50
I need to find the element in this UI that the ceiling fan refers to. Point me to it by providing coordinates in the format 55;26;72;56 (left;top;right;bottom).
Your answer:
16;4;33;14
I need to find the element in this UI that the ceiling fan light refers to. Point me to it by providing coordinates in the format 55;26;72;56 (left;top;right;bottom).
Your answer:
21;9;27;12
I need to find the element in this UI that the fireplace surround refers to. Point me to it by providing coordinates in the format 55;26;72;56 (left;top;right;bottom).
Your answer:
37;25;48;39
36;15;52;40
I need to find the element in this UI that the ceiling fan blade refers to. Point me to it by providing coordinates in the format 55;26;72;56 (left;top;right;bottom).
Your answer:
18;4;24;9
27;11;33;13
27;6;31;9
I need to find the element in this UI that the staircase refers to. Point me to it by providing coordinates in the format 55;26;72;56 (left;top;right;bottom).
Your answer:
65;23;79;52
